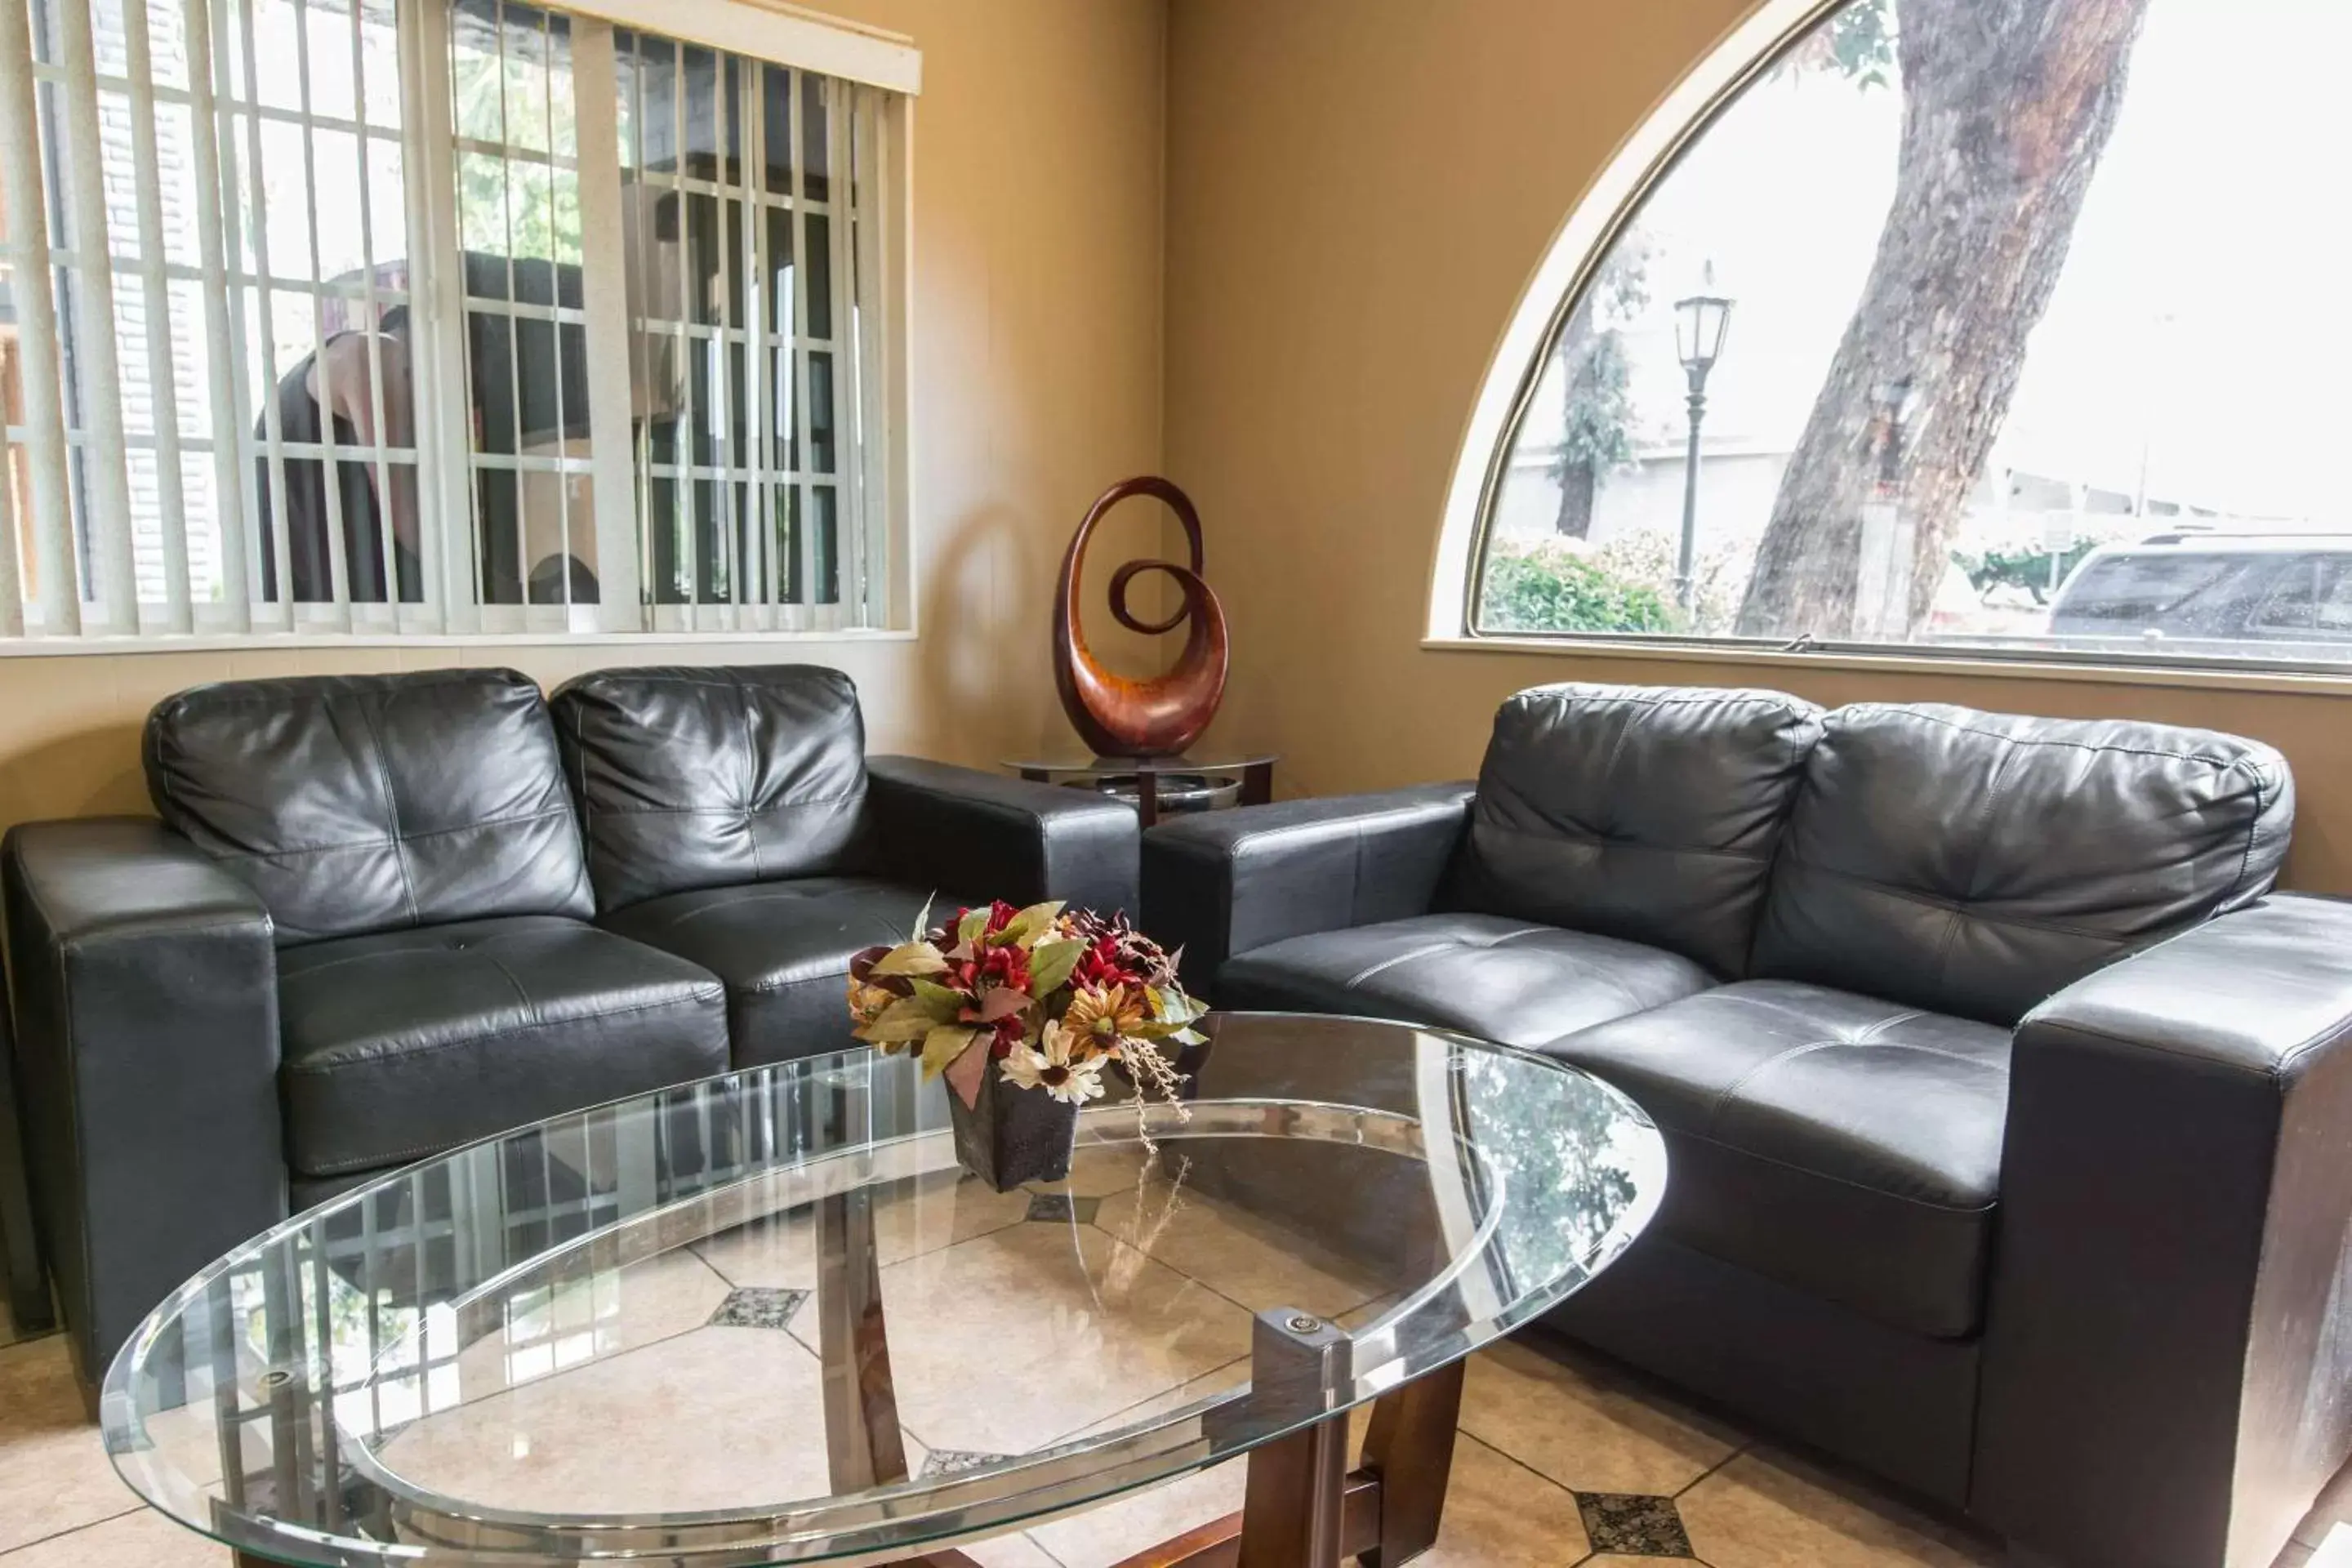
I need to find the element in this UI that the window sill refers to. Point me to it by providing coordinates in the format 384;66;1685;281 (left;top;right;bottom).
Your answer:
0;627;920;659
1421;633;2352;699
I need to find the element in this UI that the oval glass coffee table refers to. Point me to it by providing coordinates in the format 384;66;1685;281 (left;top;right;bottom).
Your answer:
103;1012;1663;1566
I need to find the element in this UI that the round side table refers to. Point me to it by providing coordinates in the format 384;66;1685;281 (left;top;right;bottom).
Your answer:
1003;752;1277;827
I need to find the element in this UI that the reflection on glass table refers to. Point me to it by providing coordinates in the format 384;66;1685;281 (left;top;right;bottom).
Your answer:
103;1012;1662;1566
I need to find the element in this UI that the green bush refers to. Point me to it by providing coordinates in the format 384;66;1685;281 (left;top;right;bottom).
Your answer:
1478;541;1675;634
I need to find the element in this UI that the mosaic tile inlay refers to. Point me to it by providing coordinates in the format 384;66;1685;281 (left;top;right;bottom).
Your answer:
1575;1490;1695;1557
919;1449;1007;1480
706;1286;809;1330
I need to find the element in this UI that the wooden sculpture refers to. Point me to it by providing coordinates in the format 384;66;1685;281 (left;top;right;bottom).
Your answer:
1052;476;1230;759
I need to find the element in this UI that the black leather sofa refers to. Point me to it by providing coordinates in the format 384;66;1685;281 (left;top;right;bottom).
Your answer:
3;663;1134;1394
1145;682;2347;1568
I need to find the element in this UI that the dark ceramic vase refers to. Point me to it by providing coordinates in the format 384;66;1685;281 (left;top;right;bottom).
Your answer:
947;1066;1077;1191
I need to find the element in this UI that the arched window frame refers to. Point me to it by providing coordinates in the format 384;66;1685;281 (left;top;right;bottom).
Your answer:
1427;0;1861;644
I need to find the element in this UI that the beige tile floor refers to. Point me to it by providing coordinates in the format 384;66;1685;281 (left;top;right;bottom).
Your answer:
5;1207;2351;1568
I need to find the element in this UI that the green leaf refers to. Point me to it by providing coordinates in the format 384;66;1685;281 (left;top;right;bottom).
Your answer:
920;1024;981;1080
999;900;1067;948
907;978;969;1020
871;941;949;978
1027;937;1086;998
1147;984;1206;1023
958;906;992;944
863;996;946;1043
910;893;936;943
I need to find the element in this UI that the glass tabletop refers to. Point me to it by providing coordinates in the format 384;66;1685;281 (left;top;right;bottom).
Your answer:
102;1011;1664;1566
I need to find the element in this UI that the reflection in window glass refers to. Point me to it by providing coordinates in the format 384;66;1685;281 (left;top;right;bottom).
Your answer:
1473;0;2352;666
618;28;858;619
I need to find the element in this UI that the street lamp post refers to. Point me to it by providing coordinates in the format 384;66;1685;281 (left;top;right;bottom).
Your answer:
1673;285;1734;612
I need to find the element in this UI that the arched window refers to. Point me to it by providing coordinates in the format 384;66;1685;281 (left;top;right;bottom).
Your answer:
1451;0;2352;670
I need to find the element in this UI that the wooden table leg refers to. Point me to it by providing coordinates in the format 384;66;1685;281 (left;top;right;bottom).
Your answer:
817;1187;909;1491
1239;760;1273;807
1357;1357;1465;1566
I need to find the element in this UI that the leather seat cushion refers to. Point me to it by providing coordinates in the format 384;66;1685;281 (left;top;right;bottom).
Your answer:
278;915;728;1178
601;876;940;1067
551;666;870;912
1750;702;2293;1026
1216;913;1715;1048
1542;979;2010;1339
1454;683;1824;975
146;667;591;944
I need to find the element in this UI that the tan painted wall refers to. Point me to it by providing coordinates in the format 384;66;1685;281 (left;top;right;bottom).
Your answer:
1162;0;2352;891
0;0;1169;839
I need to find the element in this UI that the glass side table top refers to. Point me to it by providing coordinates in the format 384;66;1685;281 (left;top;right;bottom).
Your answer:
1000;753;1278;776
103;1012;1664;1566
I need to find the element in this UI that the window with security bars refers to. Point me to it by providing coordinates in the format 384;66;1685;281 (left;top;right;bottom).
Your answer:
0;0;909;641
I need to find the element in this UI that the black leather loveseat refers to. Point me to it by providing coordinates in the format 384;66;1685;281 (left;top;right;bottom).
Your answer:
3;663;1134;1394
1145;682;2349;1568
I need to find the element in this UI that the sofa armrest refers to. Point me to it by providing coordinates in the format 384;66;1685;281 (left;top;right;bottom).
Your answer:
1974;894;2352;1568
863;756;1139;917
1141;783;1477;992
2;819;283;1387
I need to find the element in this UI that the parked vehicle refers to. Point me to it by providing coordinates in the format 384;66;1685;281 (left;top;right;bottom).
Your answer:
2042;530;2352;658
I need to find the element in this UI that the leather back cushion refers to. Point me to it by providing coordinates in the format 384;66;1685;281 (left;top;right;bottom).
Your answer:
1456;684;1825;975
551;665;868;911
1753;703;2295;1026
145;669;591;945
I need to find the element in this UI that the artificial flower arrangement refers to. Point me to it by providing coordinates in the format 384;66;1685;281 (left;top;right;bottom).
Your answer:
847;900;1208;1187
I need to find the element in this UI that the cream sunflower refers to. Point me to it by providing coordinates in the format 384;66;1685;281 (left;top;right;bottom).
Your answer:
1000;1020;1108;1105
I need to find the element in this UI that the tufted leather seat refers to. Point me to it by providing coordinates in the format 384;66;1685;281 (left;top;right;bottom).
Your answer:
1543;980;2009;1339
603;876;941;1066
552;664;907;1067
1218;913;1712;1047
278;915;726;1189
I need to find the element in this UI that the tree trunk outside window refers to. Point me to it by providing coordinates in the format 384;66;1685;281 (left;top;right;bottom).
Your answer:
1556;460;1597;537
1735;0;2152;639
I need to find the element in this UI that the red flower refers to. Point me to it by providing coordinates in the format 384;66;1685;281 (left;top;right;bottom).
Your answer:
1073;933;1142;991
987;1014;1026;1058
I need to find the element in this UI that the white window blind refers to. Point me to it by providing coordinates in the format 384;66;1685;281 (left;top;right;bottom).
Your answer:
0;0;907;642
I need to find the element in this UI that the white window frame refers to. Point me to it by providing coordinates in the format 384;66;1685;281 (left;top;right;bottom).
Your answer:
0;0;916;651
